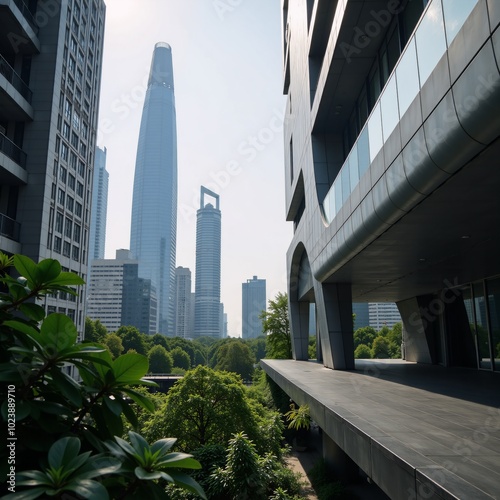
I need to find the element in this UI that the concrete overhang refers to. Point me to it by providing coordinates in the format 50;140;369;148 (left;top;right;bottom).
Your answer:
0;1;40;55
0;75;34;121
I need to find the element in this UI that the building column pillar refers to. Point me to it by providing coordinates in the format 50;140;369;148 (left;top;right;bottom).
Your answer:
314;281;354;369
322;432;358;483
289;299;310;360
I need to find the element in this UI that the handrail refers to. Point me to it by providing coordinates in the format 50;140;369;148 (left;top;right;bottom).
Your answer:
0;53;33;103
11;0;39;34
0;133;27;169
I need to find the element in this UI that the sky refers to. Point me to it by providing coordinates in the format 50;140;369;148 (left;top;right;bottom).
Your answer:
96;0;291;337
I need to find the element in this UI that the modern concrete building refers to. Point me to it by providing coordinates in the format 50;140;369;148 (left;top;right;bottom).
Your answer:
368;302;401;331
130;42;177;336
242;275;266;338
194;186;222;338
0;0;105;335
262;1;500;498
87;249;156;334
174;266;192;339
88;145;108;261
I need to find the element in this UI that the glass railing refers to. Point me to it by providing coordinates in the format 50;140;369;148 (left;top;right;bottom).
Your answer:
0;54;33;103
11;0;39;34
322;0;478;225
0;213;21;241
0;133;27;169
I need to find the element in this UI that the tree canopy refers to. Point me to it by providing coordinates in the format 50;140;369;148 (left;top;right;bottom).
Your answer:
261;292;292;359
215;340;255;380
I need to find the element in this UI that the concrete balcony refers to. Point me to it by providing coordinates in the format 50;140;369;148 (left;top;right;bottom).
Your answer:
0;0;40;55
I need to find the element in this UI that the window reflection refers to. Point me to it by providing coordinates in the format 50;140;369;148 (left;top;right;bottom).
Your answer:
415;0;447;85
396;40;420;117
442;0;478;44
486;278;500;371
368;103;383;163
380;75;399;140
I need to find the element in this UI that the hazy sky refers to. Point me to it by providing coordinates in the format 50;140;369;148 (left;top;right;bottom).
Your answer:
97;0;291;337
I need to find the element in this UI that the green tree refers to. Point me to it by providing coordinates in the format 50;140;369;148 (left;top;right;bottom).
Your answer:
247;337;266;362
371;336;391;358
84;317;108;344
0;252;205;499
215;340;255;380
150;332;169;350
353;326;377;349
104;332;124;359
116;325;148;355
144;366;275;454
171;346;191;370
261;292;291;359
148;344;173;373
354;344;372;359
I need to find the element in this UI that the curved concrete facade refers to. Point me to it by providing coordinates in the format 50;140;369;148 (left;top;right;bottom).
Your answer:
284;0;500;370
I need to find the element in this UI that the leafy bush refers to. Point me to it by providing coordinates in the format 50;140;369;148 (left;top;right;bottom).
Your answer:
0;253;205;499
354;344;372;359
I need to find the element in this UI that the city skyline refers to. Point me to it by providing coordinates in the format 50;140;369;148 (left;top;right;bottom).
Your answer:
97;1;289;337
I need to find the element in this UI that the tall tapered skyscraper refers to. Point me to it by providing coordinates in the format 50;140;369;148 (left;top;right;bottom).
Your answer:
130;42;177;335
194;187;222;338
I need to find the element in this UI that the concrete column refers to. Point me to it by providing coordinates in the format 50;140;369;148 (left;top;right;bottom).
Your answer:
314;281;354;369
289;299;310;360
322;432;358;483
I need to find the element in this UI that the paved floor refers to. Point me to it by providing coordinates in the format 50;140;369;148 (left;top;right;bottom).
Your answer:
262;359;500;500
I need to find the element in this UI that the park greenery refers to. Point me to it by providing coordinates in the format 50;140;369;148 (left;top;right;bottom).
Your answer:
0;252;405;499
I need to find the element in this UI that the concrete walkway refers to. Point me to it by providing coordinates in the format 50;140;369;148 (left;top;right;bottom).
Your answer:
262;359;500;499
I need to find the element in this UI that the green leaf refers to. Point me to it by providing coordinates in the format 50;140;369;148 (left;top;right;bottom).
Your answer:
128;431;149;455
113;435;136;456
103;395;123;416
134;466;162;480
2;486;48;499
39;313;77;351
167;470;208;500
49;368;82;407
48;437;81;470
47;271;85;286
19;303;46;321
36;258;61;282
120;388;155;412
157;454;201;469
64;479;109;500
150;438;176;456
112;353;148;382
3;319;40;338
121;398;139;428
77;456;121;479
14;254;40;287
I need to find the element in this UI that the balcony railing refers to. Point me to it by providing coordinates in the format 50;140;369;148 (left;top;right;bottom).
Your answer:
0;54;33;103
0;133;27;169
11;0;39;34
0;213;20;241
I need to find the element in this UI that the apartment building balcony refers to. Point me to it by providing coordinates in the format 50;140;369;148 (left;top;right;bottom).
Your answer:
0;0;40;55
0;132;28;184
0;53;34;121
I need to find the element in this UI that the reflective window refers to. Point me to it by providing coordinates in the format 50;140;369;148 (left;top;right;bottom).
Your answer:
486;278;500;371
415;0;447;85
341;165;350;204
334;178;342;214
348;146;359;190
357;127;370;178
396;40;420;117
380;74;399;140
368;103;383;163
473;281;492;369
442;0;478;44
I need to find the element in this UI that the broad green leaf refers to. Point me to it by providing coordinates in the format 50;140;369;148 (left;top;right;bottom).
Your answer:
128;431;149;455
91;349;113;380
100;402;123;438
19;303;46;321
3;319;40;338
14;254;40;287
77;456;121;479
120;388;155;412
113;435;136;456
112;353;148;382
36;258;61;282
48;437;81;470
64;479;109;500
39;314;77;351
31;400;73;417
103;395;123;416
121;399;139;428
150;438;176;456
134;467;162;480
167;470;208;500
2;486;48;499
157;454;201;469
47;271;85;286
49;368;83;407
17;470;52;484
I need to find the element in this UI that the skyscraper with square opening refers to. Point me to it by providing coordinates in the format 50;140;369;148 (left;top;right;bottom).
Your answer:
194;186;221;338
130;42;177;335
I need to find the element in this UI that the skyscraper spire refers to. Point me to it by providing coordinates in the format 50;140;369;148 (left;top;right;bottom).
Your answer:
130;42;177;335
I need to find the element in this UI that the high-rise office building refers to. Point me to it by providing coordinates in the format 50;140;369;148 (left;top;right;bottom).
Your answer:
0;1;105;336
194;186;221;338
368;302;401;331
174;266;192;339
242;276;266;338
261;1;500;498
87;249;156;334
89;145;108;261
130;42;177;336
